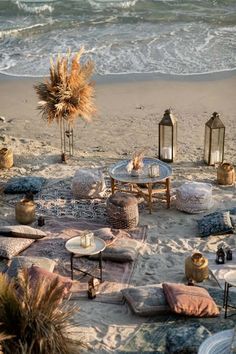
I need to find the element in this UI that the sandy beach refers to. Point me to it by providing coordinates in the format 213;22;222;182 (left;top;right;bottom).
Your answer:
0;72;236;353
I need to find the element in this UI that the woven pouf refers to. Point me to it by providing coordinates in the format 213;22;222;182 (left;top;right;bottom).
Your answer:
72;168;106;199
185;253;209;283
176;182;213;214
106;192;139;229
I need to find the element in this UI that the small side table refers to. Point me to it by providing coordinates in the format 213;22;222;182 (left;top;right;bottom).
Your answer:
65;236;106;281
223;271;236;318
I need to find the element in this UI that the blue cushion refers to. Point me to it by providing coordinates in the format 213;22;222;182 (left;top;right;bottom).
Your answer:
197;211;233;237
4;177;46;194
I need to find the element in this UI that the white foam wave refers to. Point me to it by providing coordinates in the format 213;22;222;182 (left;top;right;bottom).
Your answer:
0;23;47;39
15;0;54;14
87;0;138;9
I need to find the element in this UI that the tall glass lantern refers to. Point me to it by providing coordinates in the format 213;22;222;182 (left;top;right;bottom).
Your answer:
204;112;225;166
158;109;177;163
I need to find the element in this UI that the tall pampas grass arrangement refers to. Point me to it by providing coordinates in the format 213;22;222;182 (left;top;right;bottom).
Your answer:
0;271;85;354
34;48;96;160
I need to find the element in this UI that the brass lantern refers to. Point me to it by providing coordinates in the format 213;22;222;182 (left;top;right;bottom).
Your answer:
158;109;177;163
204;112;225;166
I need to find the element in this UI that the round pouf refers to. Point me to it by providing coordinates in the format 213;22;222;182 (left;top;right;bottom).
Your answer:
185;253;209;283
176;182;213;214
72;168;106;199
106;192;139;229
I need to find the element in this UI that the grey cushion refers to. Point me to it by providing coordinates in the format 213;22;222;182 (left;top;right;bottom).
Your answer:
6;256;56;278
0;225;46;239
197;211;233;237
4;176;46;194
121;284;171;316
93;228;116;243
90;238;140;262
0;237;34;259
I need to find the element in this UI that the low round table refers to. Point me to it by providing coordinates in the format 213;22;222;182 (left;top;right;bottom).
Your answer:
223;271;236;318
198;329;234;354
108;157;172;213
65;236;106;281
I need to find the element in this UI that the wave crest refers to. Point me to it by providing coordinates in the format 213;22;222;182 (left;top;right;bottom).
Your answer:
15;0;54;14
87;0;138;9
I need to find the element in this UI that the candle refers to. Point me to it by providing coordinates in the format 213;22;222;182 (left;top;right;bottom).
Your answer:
162;147;172;160
212;150;220;163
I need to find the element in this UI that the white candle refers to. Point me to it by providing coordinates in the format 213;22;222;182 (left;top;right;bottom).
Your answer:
162;147;172;160
212;150;220;163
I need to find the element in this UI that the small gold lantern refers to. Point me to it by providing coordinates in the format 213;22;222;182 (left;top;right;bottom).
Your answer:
158;109;177;163
204;112;225;166
80;232;94;248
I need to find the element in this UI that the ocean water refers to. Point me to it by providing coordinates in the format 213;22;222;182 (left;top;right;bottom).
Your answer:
0;0;236;77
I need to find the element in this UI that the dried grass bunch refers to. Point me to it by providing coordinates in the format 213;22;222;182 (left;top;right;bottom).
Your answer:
132;149;145;170
0;270;85;354
34;48;95;125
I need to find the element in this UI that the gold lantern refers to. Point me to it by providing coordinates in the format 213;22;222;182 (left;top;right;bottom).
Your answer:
204;112;225;166
158;109;177;163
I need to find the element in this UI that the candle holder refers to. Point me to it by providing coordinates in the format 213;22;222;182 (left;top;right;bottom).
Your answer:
80;232;94;248
158;109;177;163
216;247;225;264
204;112;225;166
226;248;233;261
148;163;160;178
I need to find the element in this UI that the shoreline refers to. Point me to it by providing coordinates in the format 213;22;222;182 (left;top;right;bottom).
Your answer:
1;68;236;84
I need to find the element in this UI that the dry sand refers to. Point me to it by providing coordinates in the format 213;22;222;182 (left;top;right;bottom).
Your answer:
0;73;236;353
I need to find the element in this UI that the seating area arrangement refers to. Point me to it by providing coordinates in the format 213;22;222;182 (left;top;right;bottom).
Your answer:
0;158;236;353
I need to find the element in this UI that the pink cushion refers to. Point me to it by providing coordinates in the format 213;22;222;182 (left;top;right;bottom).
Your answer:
162;282;220;317
28;265;73;298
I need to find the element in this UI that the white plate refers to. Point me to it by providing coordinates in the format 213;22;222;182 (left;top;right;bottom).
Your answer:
198;329;234;354
65;236;106;255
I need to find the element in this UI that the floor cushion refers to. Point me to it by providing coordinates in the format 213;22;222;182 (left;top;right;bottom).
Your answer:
28;265;73;298
121;284;171;316
71;168;106;199
90;237;140;262
0;237;34;259
197;211;233;237
176;182;213;214
0;225;46;239
93;228;116;244
162;282;220;317
4;176;46;194
6;256;56;278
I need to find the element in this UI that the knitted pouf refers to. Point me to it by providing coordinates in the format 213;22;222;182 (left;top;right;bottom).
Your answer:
106;192;139;229
176;182;213;214
72;168;106;199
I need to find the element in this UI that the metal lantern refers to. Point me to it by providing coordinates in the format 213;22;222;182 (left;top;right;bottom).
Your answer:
215;247;225;265
204;112;225;166
158;109;177;163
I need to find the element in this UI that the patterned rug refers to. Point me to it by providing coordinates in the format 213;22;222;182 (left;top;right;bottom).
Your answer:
21;216;148;304
118;287;236;353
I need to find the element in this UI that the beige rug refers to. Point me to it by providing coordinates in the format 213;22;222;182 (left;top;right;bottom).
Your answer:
21;216;147;304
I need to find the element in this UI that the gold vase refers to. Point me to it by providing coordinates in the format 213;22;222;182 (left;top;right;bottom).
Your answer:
15;199;36;225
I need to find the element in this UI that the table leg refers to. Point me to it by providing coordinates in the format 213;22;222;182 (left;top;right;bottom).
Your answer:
99;251;103;282
147;183;152;214
70;253;74;280
166;177;171;208
224;282;230;319
111;177;115;194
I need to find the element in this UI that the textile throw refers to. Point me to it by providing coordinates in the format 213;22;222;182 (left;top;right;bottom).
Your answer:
21;216;147;304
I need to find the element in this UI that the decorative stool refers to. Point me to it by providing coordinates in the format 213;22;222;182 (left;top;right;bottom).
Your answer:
72;168;106;199
176;182;213;214
185;253;209;283
217;162;235;186
106;192;139;229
